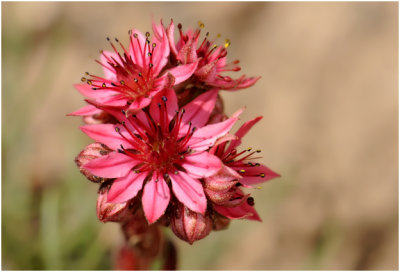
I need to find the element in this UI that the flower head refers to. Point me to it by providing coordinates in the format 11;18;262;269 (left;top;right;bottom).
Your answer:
166;20;260;91
80;89;241;224
69;20;199;117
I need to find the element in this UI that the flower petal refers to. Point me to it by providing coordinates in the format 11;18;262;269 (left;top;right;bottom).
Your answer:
214;202;261;221
151;24;170;76
100;50;119;80
166;62;198;84
226;116;263;154
129;29;147;68
142;173;170;224
107;171;147;203
181;89;218;130
74;83;115;98
83;152;137;178
170;171;207;214
166;19;178;57
80;124;134;150
187;111;242;151
67;104;102;116
149;88;178;124
96;94;128;107
181;151;222;179
232;164;280;185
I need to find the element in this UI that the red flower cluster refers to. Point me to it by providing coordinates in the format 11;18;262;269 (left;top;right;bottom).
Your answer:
71;19;279;248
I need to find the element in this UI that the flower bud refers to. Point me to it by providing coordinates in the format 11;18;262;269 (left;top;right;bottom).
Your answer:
75;142;111;183
212;212;231;231
204;165;241;205
170;204;212;244
97;183;134;223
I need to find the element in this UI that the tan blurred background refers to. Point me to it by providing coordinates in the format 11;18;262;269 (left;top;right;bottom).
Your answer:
2;2;398;270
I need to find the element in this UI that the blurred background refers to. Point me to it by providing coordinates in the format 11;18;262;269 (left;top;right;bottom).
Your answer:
2;2;398;270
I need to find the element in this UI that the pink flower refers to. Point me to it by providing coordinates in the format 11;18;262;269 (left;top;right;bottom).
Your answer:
69;20;199;117
166;20;260;91
80;88;242;224
206;116;280;221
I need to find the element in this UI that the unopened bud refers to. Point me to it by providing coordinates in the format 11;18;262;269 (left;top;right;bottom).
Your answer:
97;183;133;223
212;212;231;231
83;110;118;125
75;143;112;183
170;204;212;244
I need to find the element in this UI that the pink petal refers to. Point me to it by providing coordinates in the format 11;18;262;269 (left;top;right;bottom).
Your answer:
181;151;222;179
107;171;147;203
166;62;198;84
149;88;178;124
209;133;238;154
80;124;134;150
74;83;115;99
211;76;261;91
67;104;102;116
129;29;147;68
226;116;263;154
151;24;170;76
181;89;218;130
100;50;119;80
177;39;198;64
142;172;171;224
187;113;241;151
170;171;207;214
166;19;178;57
128;96;151;111
95;94;128;107
232;164;280;185
83;152;137;178
214;202;261;221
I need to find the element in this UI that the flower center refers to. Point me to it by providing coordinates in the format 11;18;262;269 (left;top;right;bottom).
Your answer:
81;33;158;104
115;98;195;174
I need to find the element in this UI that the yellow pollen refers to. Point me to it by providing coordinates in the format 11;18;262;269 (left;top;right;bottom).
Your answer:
198;21;205;28
224;39;231;48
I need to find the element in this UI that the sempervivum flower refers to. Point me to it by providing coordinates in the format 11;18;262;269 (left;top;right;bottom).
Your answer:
166;20;260;91
80;88;242;224
206;116;280;221
69;20;199;118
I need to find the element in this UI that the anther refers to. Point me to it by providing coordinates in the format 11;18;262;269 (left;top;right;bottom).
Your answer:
247;147;252;152
198;21;205;28
161;96;168;102
121;121;125;126
134;78;138;83
152;43;156;48
115;127;120;132
138;72;142;77
133;33;138;38
177;23;182;29
81;77;86;82
111;82;116;86
181;108;185;114
255;163;260;166
146;39;150;44
206;32;209;37
106;37;110;41
102;83;106;88
239;169;246;173
147;52;152;57
85;72;90;75
260;173;265;178
87;80;92;85
157;103;161;108
174;170;178;174
247;197;255;206
149;63;153;68
134;170;140;174
120;80;125;85
256;150;261;153
128;29;132;35
224;39;231;48
145;32;150;37
115;38;119;42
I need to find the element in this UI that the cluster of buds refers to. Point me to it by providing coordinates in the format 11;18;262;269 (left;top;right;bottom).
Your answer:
70;19;279;267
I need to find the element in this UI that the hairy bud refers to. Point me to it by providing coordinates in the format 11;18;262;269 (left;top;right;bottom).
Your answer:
170;204;212;244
